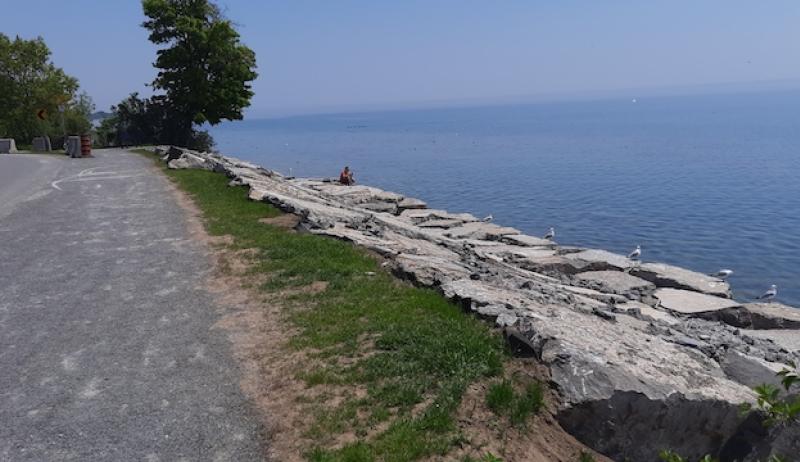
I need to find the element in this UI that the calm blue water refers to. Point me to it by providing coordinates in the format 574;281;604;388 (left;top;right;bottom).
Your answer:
211;90;800;307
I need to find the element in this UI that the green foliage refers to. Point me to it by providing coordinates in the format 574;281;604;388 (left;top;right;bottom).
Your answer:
140;157;507;461
141;0;257;146
578;452;596;462
0;33;91;142
98;93;213;150
741;363;800;427
486;381;514;413
485;379;544;427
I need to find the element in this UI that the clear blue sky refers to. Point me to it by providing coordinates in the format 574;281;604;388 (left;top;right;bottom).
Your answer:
4;0;800;117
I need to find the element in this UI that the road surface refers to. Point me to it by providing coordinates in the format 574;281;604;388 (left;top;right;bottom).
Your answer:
0;150;266;461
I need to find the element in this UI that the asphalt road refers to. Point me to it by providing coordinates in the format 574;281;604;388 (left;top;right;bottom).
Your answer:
0;150;266;461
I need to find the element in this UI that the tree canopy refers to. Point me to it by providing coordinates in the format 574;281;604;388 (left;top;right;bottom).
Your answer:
0;33;92;143
141;0;257;146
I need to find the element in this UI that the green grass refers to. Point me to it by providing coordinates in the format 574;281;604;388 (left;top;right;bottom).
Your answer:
486;380;515;413
134;149;508;461
485;379;543;427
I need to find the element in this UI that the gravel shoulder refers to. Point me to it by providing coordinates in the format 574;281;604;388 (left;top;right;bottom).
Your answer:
0;149;267;461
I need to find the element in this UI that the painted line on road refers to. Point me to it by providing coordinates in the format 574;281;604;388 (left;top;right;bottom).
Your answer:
52;170;146;190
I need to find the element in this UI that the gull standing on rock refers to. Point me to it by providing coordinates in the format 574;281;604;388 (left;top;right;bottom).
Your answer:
710;269;734;281
757;284;778;302
482;214;493;223
628;245;641;260
544;227;555;240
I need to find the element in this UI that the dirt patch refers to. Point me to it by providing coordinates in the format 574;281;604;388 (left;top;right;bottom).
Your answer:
259;213;301;230
441;360;612;462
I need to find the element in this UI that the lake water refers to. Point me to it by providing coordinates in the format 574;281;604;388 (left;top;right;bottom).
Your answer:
211;90;800;307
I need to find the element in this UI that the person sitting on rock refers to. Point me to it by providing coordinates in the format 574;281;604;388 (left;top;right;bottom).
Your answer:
339;166;355;185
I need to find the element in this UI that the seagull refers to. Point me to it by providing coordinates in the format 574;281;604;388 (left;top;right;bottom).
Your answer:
628;245;641;260
544;227;555;240
757;284;777;302
482;214;493;223
710;269;733;280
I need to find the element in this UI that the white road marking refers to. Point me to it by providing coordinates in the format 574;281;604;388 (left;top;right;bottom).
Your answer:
52;170;145;190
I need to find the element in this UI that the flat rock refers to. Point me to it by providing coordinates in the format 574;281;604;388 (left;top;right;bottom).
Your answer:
399;208;478;224
360;202;398;214
443;221;520;240
633;262;731;297
563;249;633;272
397;197;427;210
738;303;800;329
417;218;463;229
742;329;800;353
615;301;680;325
655;288;741;315
720;350;786;389
501;234;555;247
708;302;800;330
575;270;655;295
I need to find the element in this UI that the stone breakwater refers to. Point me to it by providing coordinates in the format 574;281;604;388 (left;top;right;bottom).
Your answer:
153;146;799;461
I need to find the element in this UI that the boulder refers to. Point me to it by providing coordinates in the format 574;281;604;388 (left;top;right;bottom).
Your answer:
0;138;18;153
633;262;731;297
655;288;741;315
720;350;786;389
168;153;211;170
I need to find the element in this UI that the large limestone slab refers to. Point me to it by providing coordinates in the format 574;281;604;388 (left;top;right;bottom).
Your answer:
710;303;800;330
743;329;800;353
168;153;212;170
313;184;403;204
399;208;478;224
563;249;633;272
615;301;680;325
397;197;427;210
655;288;741;315
443;221;520;240
500;234;555;248
575;270;655;295
633;262;731;297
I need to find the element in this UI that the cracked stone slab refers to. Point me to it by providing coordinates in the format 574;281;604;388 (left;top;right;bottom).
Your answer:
655;288;741;315
575;270;656;295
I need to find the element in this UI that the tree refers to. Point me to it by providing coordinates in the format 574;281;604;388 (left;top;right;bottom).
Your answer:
141;0;257;146
0;33;91;144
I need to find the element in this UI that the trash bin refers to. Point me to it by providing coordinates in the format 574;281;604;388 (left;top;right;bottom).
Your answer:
66;136;81;158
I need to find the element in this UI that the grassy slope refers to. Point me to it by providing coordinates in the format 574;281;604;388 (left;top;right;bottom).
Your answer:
135;150;557;462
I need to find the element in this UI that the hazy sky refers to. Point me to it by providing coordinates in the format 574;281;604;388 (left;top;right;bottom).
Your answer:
4;0;800;117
